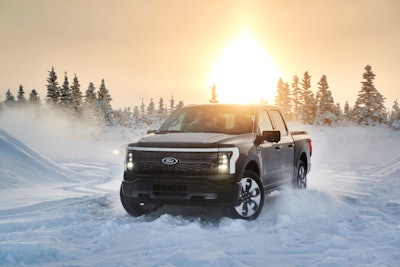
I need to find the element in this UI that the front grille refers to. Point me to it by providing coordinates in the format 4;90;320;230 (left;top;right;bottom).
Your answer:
132;150;218;174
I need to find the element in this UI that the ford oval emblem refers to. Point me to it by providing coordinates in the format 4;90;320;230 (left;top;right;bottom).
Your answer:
162;157;179;165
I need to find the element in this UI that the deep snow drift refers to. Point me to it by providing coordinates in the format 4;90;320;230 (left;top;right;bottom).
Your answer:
1;108;400;266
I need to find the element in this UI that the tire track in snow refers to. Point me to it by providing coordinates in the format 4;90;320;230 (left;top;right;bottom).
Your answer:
311;153;400;205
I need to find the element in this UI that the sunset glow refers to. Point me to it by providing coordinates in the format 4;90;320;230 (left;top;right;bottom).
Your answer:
209;33;281;104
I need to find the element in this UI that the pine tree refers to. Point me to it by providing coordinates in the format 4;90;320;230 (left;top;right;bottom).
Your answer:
343;101;353;122
301;71;316;124
209;83;218;103
352;65;387;126
291;75;303;121
4;89;15;106
314;75;337;126
46;67;59;105
158;97;165;115
29;89;41;105
335;103;343;122
17;84;27;105
97;79;112;105
388;99;400;130
70;74;83;113
147;98;155;115
140;98;146;120
145;98;157;125
133;105;140;123
85;82;96;106
169;95;175;112
157;97;168;121
97;79;114;125
274;78;292;119
59;72;72;109
81;82;97;122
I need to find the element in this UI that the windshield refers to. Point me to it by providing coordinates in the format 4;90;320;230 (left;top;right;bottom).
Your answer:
158;105;255;134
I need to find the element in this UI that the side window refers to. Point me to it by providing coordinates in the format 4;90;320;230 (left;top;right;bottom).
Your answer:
269;110;288;136
257;110;273;133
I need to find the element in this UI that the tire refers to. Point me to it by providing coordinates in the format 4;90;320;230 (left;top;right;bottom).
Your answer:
293;160;307;189
120;184;157;217
227;170;264;220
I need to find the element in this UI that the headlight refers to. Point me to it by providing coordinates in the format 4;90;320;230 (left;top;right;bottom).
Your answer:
217;152;232;173
125;151;134;171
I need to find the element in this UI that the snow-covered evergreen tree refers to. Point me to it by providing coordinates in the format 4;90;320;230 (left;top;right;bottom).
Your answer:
352;65;387;126
291;75;303;121
59;73;73;109
70;74;83;114
96;79;114;125
4;89;15;106
157;97;169;121
133;106;141;123
85;82;96;106
314;75;337;126
274;78;292;119
335;103;343;122
140;98;146;122
147;98;155;115
301;71;316;124
81;82;97;123
388;99;400;130
342;101;354;123
46;67;59;106
143;98;157;125
16;85;27;105
29;89;41;105
169;96;175;113
97;79;112;105
158;97;165;114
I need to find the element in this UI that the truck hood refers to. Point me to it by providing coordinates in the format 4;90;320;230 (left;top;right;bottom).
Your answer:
131;132;256;148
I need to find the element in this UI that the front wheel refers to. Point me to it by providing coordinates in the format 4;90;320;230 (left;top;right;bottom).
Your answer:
120;184;158;217
227;170;264;220
293;160;307;189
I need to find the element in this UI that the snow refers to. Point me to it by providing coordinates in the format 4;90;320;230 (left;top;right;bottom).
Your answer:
1;110;400;266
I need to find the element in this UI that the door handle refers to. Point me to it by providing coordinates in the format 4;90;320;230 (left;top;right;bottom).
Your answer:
275;145;282;151
288;143;294;149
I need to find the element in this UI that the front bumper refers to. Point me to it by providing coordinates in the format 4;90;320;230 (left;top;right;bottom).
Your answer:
121;174;240;207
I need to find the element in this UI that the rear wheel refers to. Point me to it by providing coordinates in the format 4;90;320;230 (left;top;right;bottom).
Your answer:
227;170;264;220
120;184;158;217
293;160;307;189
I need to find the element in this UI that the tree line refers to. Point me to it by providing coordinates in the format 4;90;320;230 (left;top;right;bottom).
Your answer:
272;65;399;129
0;67;185;128
1;65;399;130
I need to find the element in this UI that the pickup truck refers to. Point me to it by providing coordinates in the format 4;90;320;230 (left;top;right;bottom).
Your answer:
120;104;312;220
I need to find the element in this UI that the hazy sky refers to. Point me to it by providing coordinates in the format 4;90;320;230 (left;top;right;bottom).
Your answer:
1;0;399;109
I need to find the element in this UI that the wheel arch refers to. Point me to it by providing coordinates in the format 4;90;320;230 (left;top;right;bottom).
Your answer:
243;160;260;177
299;152;308;172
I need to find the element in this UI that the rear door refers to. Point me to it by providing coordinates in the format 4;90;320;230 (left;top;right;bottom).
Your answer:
257;109;282;187
268;109;295;183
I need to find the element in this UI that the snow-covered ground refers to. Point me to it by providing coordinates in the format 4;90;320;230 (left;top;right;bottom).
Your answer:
1;108;400;266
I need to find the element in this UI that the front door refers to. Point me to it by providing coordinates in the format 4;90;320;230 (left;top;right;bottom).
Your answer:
268;109;295;183
257;110;282;187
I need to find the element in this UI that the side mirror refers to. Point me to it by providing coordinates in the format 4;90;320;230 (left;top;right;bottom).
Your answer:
262;130;281;143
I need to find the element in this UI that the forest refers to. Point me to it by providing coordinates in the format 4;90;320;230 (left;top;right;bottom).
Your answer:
1;65;399;130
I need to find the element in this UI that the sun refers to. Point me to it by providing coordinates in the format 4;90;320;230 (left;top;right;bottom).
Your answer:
209;33;281;104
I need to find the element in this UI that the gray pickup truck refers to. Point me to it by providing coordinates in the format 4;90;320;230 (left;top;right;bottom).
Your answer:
120;104;312;220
